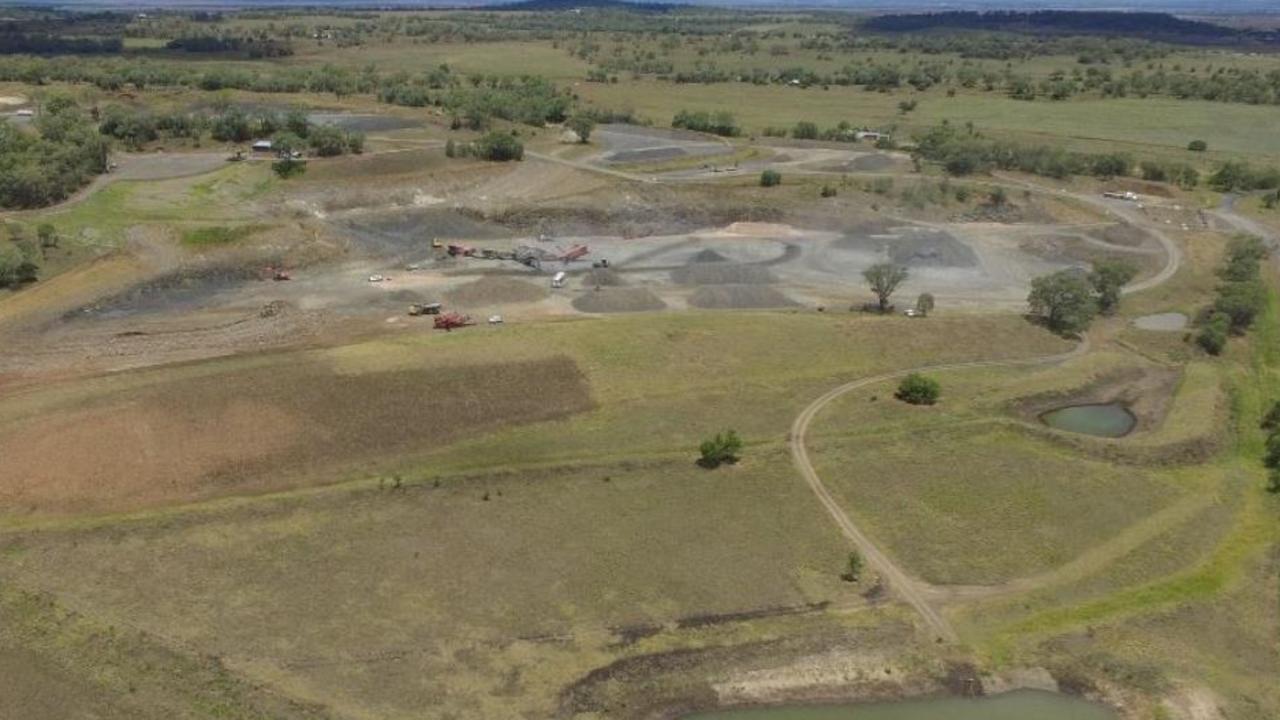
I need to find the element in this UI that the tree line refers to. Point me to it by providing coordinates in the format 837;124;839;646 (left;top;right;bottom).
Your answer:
0;97;108;210
1195;235;1269;355
100;106;364;155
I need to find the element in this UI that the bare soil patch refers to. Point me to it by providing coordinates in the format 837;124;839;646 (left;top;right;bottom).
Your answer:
688;285;797;309
1012;367;1180;435
0;356;592;515
572;287;666;313
445;276;548;306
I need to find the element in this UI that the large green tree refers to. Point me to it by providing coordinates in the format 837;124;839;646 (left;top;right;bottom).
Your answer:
863;263;909;312
1028;270;1097;334
1088;259;1139;314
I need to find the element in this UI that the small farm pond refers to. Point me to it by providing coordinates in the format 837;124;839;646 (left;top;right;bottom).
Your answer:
683;690;1117;720
1040;403;1137;438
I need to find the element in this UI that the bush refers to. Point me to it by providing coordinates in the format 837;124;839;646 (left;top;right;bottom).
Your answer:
1196;312;1230;355
1260;401;1280;431
672;109;739;137
473;131;524;162
698;430;743;468
820;184;837;198
271;158;306;178
1188;139;1207;152
1264;432;1280;469
896;373;940;405
841;551;863;582
760;169;782;187
791;121;819;140
0;240;38;288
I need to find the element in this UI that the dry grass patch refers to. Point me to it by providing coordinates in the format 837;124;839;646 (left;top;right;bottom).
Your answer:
0;355;591;516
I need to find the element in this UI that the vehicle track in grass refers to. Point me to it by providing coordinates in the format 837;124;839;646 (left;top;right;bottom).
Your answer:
788;338;1091;643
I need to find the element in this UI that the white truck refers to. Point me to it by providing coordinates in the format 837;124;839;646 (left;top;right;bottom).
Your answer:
551;271;567;289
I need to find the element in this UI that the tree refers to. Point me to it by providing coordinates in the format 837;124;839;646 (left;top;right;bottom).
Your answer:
698;430;743;468
1028;270;1097;335
271;131;304;158
1187;139;1207;152
915;292;935;316
566;113;595;143
863;263;908;312
1088;259;1139;314
841;551;864;582
1196;312;1230;355
896;373;940;405
987;187;1008;207
307;125;348;157
759;169;782;187
445;139;456;158
1220;235;1268;282
1214;279;1267;333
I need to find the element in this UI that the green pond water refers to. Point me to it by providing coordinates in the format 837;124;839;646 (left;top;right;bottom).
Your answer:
1040;403;1136;438
684;689;1117;720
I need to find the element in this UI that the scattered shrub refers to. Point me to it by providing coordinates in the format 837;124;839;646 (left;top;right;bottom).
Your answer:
698;429;743;468
896;373;940;405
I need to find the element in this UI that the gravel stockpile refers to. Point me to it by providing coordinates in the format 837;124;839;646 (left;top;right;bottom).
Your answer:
688;285;797;309
836;228;979;268
582;268;626;287
572;288;666;313
671;263;776;285
446;277;548;306
689;248;730;263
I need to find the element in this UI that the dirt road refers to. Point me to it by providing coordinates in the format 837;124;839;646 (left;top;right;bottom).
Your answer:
788;339;1089;643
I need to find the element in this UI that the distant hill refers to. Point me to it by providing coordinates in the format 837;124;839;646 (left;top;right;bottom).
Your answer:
492;0;680;11
861;10;1261;45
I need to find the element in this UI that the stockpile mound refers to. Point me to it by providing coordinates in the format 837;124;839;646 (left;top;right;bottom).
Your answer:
689;248;730;263
671;263;775;285
572;287;666;313
582;268;625;287
688;285;797;309
446;277;548;305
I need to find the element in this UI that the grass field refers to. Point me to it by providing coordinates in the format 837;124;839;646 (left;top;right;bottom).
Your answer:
2;11;1278;716
576;81;1280;164
0;311;1078;718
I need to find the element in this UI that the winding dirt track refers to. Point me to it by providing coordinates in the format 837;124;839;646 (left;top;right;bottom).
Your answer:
788;340;1090;643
